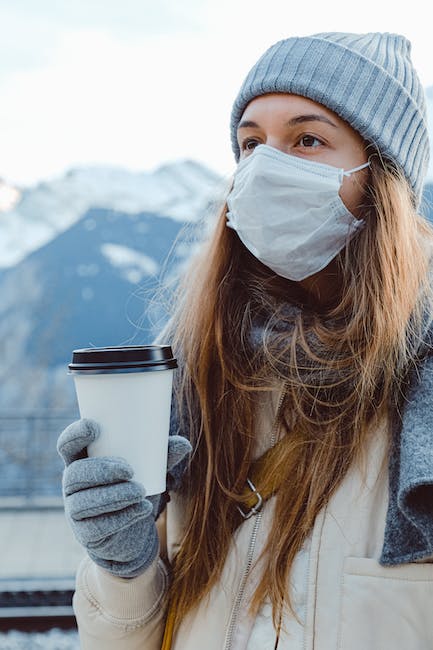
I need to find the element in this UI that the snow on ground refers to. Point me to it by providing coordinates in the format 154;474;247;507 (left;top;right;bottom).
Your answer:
0;629;78;649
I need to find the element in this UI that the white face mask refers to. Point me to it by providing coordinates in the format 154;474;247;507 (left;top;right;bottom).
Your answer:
226;144;370;282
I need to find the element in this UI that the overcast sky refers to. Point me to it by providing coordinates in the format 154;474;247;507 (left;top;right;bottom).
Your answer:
0;0;432;187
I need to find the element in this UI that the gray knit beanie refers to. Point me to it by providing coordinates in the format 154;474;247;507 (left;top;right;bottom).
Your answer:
230;32;429;203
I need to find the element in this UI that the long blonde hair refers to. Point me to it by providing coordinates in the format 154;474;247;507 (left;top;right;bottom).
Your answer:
164;154;433;628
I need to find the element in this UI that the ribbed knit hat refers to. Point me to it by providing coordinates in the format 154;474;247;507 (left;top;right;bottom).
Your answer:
230;32;429;203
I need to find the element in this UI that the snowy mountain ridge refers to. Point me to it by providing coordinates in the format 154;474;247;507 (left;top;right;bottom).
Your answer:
0;159;228;268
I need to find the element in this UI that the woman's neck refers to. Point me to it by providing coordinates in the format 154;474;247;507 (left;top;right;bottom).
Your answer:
299;259;343;311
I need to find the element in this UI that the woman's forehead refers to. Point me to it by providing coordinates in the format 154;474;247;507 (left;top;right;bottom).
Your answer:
240;93;341;124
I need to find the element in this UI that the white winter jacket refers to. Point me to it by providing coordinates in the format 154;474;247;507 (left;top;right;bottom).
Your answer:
73;387;433;649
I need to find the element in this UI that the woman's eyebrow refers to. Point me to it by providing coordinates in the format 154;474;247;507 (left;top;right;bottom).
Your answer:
237;114;338;130
237;120;260;130
288;114;338;128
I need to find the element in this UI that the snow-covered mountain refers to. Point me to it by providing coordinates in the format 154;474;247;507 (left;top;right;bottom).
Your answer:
0;159;227;268
0;205;193;410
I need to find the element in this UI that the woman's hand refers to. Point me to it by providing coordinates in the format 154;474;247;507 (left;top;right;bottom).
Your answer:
57;418;191;578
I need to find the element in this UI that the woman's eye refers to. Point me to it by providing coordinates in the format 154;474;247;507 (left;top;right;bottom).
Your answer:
242;138;260;151
298;135;323;148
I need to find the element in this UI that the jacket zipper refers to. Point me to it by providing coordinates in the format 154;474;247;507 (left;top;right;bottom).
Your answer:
224;510;264;650
224;385;287;650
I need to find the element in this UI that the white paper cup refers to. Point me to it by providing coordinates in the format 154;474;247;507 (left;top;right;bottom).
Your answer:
68;345;177;496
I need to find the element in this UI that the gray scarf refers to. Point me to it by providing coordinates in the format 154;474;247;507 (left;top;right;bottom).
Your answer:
248;302;433;565
381;350;433;564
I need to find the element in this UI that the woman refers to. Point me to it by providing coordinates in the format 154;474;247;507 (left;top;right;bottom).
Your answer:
58;32;433;648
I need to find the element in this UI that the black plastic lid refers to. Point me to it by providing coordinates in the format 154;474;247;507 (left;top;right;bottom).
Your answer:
68;345;177;373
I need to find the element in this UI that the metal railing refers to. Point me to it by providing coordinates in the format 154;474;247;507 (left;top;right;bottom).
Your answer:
0;412;78;504
0;413;80;628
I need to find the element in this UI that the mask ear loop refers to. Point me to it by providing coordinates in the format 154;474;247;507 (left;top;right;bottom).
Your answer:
343;161;371;177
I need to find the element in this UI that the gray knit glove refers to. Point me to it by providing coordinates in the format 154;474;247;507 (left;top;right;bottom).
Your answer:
57;418;191;578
